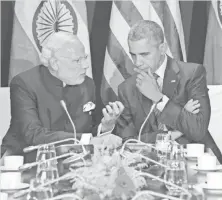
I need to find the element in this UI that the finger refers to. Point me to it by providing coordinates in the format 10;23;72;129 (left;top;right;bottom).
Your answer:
147;68;153;77
114;102;124;115
136;78;142;85
109;102;119;115
105;105;113;115
188;99;193;103
134;68;143;74
193;100;199;104
138;70;148;78
192;109;200;114
102;108;109;119
115;101;124;112
193;103;200;109
137;74;144;80
136;82;141;88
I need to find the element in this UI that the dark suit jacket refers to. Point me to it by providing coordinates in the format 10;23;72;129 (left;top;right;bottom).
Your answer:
115;56;222;163
1;65;97;159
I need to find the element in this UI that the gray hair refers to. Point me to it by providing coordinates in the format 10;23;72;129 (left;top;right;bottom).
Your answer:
128;20;164;44
40;32;77;67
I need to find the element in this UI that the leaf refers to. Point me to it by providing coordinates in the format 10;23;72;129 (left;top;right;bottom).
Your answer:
113;167;136;198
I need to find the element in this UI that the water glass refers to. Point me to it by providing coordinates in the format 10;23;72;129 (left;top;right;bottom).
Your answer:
26;178;53;200
36;160;59;183
164;160;188;196
168;143;185;161
155;133;171;163
36;144;59;183
36;144;56;162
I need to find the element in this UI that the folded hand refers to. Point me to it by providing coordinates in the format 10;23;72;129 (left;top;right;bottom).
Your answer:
184;99;200;114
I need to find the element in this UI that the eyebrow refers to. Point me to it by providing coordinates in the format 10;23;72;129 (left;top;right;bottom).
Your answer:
130;52;150;55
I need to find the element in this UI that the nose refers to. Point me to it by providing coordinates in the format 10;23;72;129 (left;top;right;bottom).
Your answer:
134;55;143;67
81;59;89;69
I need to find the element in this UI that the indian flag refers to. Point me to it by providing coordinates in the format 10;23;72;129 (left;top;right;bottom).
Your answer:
9;0;92;83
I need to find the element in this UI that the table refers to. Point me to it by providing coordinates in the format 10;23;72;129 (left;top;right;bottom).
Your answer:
7;158;222;200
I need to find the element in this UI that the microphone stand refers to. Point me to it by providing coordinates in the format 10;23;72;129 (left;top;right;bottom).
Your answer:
18;151;87;171
120;147;167;168
138;103;156;141
60;100;77;144
133;172;190;195
120;139;158;153
46;193;82;200
23;138;86;154
132;190;182;200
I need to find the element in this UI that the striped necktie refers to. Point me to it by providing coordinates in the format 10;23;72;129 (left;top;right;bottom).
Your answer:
153;73;167;131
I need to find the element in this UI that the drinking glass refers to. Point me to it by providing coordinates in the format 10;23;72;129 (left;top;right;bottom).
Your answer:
168;143;185;161
36;144;59;183
164;160;188;196
26;178;53;200
155;133;171;164
36;144;57;162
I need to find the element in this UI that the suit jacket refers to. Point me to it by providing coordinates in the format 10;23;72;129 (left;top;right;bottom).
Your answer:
115;56;222;163
1;65;97;159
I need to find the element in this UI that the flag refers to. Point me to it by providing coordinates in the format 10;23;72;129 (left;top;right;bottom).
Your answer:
101;0;187;105
187;1;209;65
9;0;92;83
204;0;222;85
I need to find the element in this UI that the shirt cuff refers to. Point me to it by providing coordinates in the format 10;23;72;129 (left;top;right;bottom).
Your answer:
97;123;115;137
156;95;169;112
169;130;183;141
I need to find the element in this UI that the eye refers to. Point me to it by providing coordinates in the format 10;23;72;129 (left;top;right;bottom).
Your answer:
141;52;150;57
72;58;81;63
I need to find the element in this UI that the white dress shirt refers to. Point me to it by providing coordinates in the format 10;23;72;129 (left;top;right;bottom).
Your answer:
155;56;183;140
154;55;169;112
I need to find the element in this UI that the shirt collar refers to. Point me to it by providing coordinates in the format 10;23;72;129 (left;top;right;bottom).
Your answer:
155;54;167;79
63;82;66;87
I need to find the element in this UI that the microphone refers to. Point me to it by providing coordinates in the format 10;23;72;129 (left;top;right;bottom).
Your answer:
18;152;74;171
132;190;183;200
60;100;77;144
133;172;190;197
23;138;81;153
138;103;156;141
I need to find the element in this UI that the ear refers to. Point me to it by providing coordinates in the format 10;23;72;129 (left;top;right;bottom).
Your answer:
49;58;59;71
159;42;167;55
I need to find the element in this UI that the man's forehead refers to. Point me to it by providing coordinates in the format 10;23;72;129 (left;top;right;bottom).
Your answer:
56;41;85;58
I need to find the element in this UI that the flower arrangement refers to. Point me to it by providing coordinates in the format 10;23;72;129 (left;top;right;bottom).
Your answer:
83;101;96;115
46;140;189;200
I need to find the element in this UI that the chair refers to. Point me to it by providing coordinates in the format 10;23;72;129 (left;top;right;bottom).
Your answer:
0;87;11;145
208;85;222;153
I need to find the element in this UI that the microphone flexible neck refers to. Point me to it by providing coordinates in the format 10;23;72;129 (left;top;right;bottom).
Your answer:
60;100;77;144
138;103;156;141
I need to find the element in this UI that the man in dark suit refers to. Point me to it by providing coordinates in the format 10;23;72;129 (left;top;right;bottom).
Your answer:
115;20;222;163
1;32;124;160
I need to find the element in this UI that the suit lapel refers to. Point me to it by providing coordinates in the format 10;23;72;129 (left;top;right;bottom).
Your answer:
162;57;180;99
140;91;153;116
